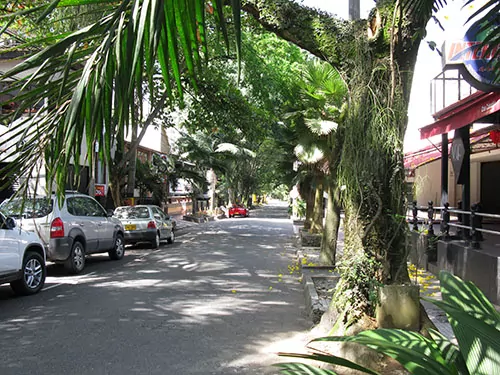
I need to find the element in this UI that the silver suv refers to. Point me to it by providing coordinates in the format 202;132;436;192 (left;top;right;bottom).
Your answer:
0;192;125;274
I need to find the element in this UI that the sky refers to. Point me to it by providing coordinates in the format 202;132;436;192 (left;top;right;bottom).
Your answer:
300;0;482;152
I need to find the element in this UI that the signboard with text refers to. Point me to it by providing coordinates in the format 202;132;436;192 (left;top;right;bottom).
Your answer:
443;16;499;92
95;184;106;197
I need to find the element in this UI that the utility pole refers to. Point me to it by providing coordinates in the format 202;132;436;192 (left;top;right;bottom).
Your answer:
349;0;360;20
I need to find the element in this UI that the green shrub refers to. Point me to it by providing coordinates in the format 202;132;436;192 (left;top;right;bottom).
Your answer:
275;271;500;374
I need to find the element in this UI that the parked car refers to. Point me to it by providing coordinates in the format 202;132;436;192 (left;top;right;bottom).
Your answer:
113;205;175;248
229;205;249;218
0;192;125;274
0;211;46;295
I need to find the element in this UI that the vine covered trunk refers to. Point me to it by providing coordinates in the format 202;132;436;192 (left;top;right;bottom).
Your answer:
320;184;340;265
310;182;324;234
244;0;432;319
299;180;314;230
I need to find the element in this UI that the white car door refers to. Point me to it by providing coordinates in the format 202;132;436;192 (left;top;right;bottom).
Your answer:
0;214;20;273
154;207;171;240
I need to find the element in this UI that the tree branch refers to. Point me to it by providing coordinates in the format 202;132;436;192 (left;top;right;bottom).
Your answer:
118;91;169;171
242;0;363;69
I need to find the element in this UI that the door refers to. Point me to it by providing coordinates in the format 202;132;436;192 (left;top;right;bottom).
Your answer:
83;197;114;250
0;214;20;274
66;196;100;252
480;161;500;214
153;207;171;240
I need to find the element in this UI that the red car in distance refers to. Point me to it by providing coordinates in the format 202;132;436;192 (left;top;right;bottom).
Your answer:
228;205;249;218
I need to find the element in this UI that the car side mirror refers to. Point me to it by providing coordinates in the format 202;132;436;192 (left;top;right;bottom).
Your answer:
6;217;16;229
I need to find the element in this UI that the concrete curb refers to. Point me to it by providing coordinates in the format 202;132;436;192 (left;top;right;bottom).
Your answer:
302;274;322;324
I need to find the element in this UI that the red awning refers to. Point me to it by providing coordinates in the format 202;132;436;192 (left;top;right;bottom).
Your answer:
419;91;500;139
404;133;490;170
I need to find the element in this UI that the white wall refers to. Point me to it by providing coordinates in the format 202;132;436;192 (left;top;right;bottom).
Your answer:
414;148;500;208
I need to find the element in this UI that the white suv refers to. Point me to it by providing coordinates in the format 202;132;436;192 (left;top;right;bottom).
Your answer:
0;192;125;274
0;212;46;295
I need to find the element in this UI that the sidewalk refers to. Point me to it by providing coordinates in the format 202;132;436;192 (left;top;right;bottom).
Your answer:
294;219;455;339
407;264;455;339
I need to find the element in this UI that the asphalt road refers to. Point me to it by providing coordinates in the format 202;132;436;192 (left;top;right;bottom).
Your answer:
0;202;310;375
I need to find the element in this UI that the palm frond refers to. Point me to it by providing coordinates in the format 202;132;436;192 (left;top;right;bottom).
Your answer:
0;0;238;199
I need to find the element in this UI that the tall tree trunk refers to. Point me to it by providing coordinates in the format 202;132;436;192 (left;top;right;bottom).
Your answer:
208;168;217;212
228;187;235;206
310;182;323;234
109;174;122;208
127;122;138;199
244;0;430;319
301;181;314;230
320;183;341;265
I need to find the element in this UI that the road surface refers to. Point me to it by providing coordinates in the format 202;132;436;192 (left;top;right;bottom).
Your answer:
0;202;310;374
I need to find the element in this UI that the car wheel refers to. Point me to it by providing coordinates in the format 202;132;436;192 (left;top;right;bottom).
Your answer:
109;234;125;260
65;240;86;274
151;232;160;249
167;230;175;244
10;251;46;295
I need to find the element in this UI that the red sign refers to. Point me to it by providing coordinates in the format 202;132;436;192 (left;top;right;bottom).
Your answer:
95;184;106;197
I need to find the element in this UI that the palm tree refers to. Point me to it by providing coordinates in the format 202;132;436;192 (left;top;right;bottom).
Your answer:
0;0;241;199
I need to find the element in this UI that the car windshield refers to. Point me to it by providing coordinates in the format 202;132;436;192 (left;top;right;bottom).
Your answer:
0;198;53;219
114;206;150;219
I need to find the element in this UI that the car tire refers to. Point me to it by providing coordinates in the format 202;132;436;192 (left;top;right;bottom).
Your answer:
167;230;175;244
151;232;160;249
109;234;125;260
65;240;86;274
10;251;46;295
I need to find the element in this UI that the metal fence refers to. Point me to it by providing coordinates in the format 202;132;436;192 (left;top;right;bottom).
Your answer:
408;201;500;249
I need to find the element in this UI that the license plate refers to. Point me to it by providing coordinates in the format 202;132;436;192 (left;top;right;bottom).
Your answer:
125;224;136;231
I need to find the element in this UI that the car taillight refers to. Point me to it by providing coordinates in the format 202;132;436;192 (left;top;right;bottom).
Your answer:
50;217;64;238
147;221;156;229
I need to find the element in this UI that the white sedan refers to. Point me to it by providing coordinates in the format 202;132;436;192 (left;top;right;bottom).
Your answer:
114;205;175;248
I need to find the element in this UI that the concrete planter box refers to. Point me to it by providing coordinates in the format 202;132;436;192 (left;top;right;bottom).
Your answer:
376;284;420;331
300;231;322;247
301;267;340;324
183;215;215;223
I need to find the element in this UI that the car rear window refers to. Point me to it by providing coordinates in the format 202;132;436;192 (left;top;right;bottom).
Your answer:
0;198;53;219
114;206;150;219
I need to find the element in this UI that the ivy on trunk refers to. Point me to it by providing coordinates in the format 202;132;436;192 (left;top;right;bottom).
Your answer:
244;0;432;318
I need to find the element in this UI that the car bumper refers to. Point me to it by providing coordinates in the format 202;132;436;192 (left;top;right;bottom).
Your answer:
47;238;72;262
123;230;157;244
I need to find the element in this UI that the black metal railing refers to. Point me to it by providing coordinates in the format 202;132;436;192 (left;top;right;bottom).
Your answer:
408;200;443;235
409;200;500;249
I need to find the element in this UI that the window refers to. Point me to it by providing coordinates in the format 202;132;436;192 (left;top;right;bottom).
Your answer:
67;197;105;217
84;197;106;217
0;198;53;219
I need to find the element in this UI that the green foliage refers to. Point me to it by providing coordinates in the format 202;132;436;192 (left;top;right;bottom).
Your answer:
276;271;500;375
293;198;306;219
269;184;289;201
134;158;166;204
0;0;238;200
